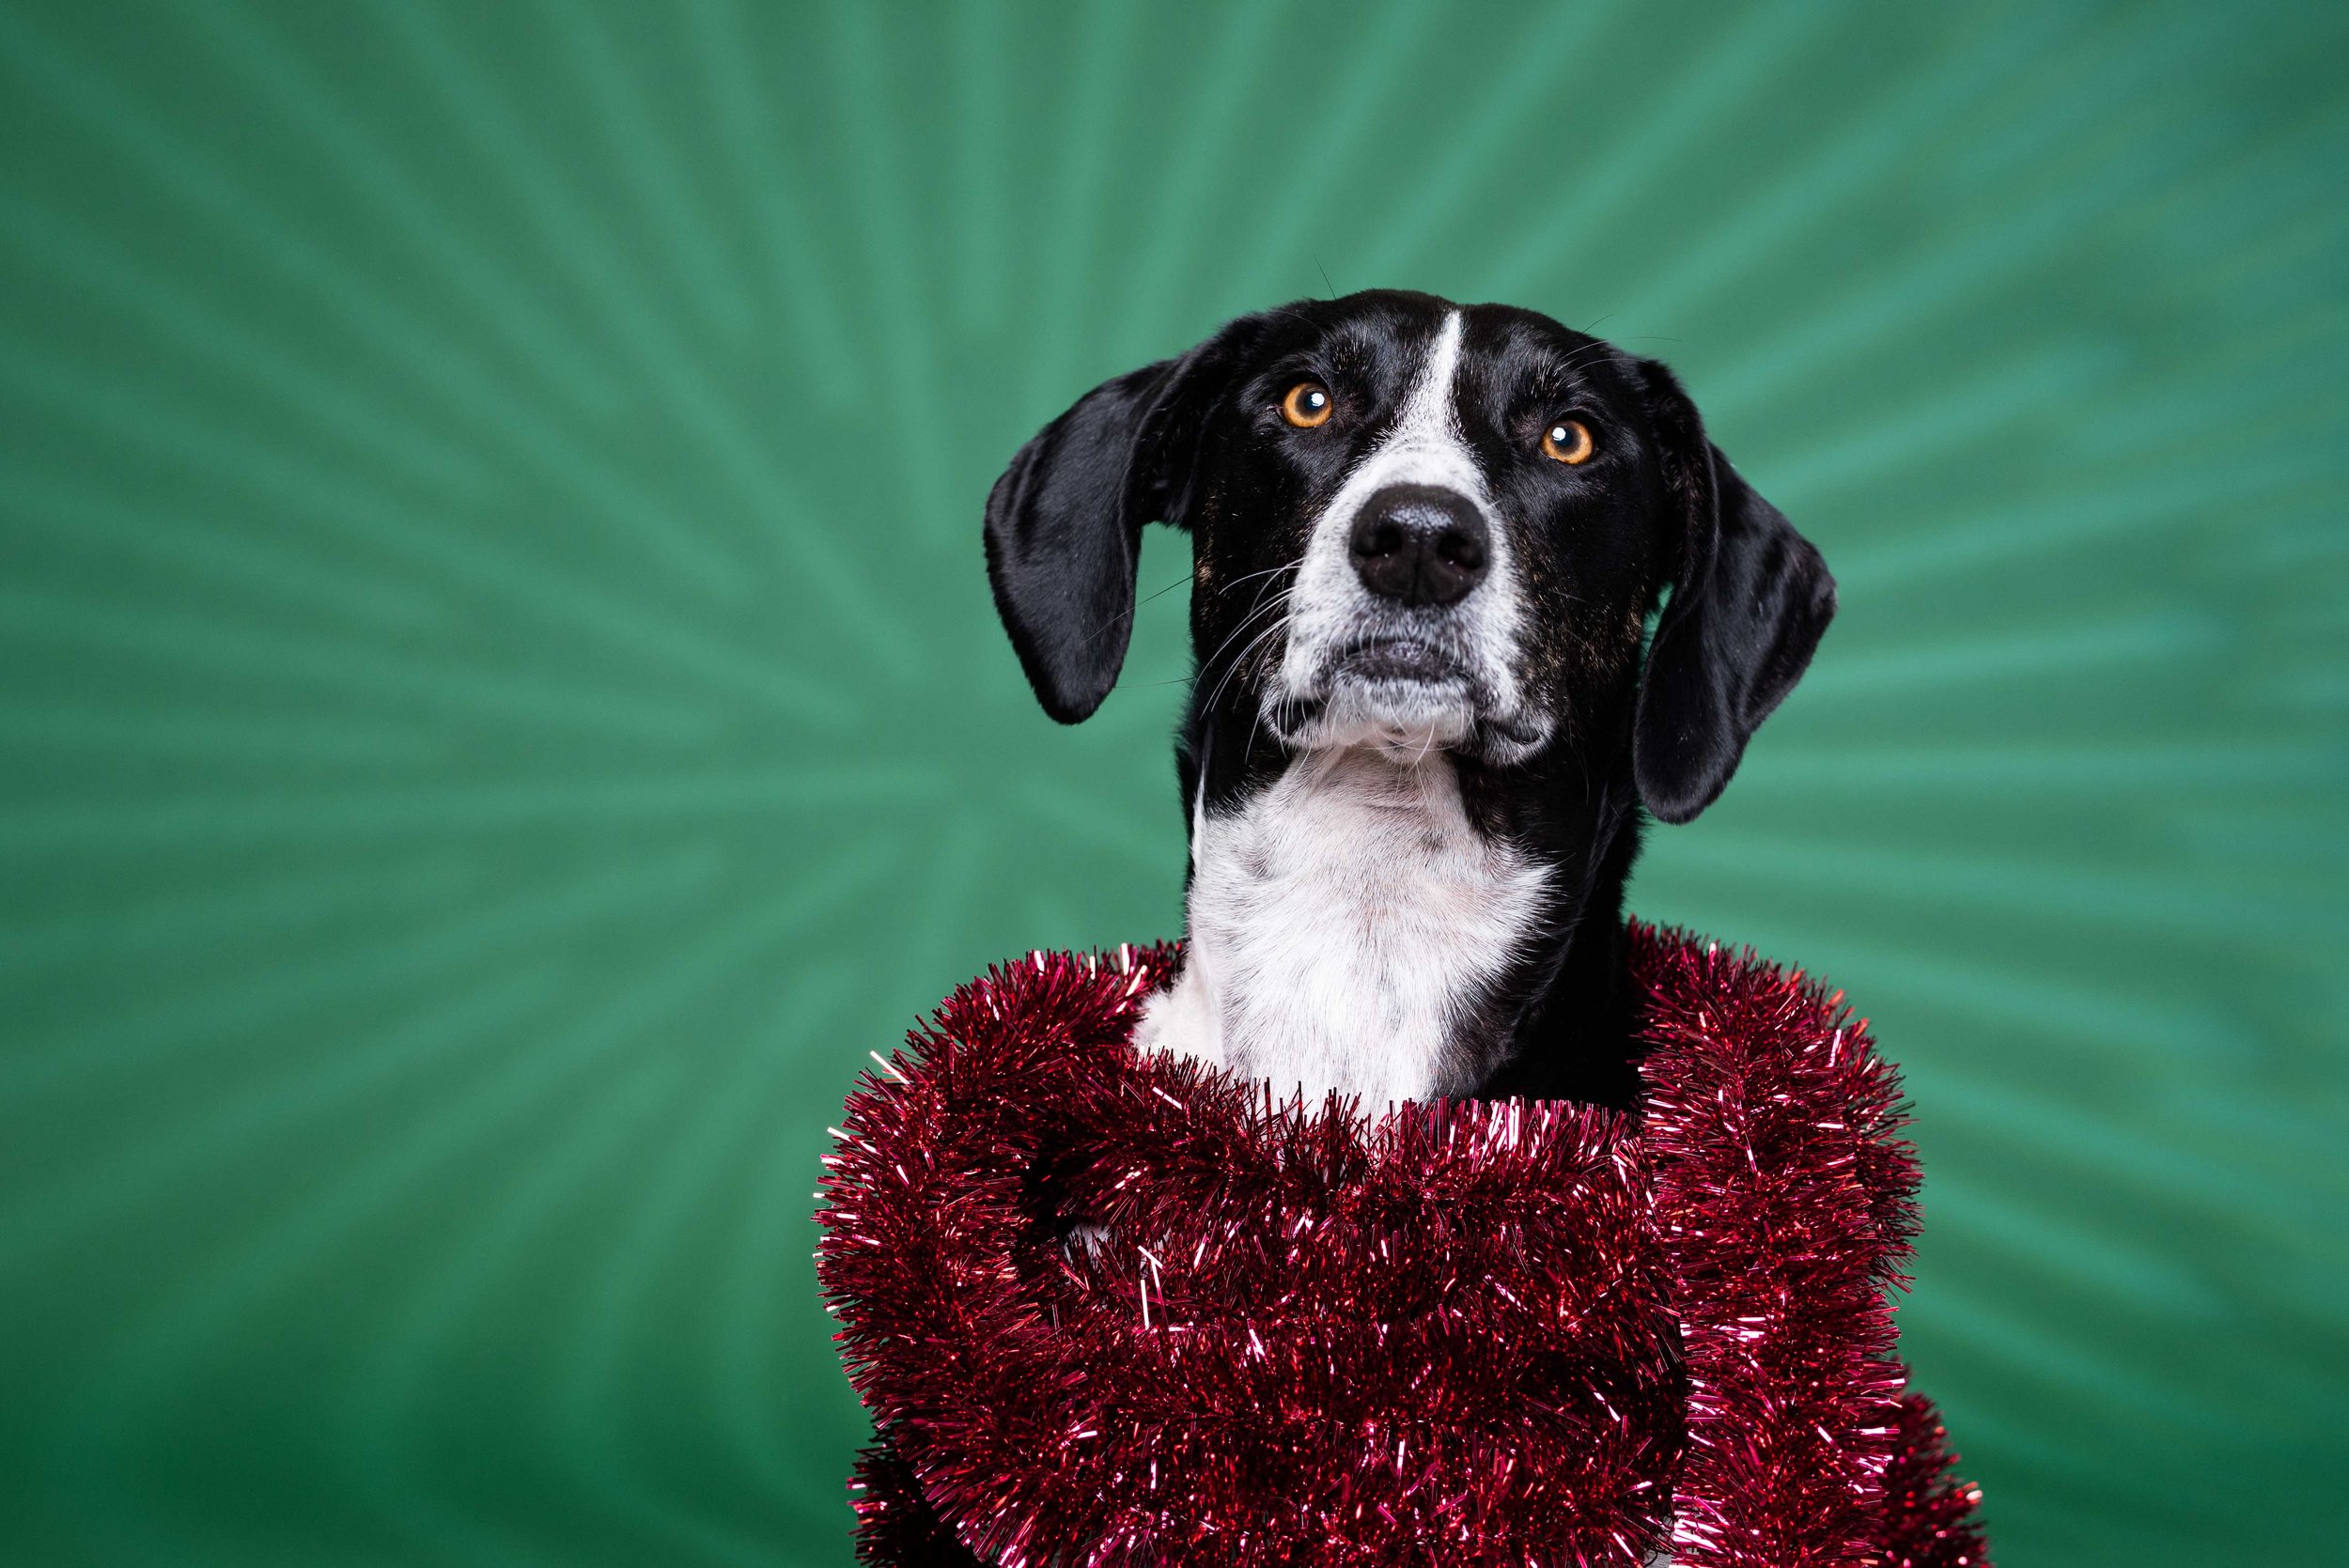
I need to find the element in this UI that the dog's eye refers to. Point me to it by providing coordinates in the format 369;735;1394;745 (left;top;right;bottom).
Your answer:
1281;380;1333;429
1541;419;1595;465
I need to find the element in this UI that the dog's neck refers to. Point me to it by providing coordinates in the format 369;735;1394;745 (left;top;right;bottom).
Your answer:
1137;725;1647;1110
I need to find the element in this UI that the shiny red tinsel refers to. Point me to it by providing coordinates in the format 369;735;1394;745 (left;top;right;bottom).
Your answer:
817;925;1988;1567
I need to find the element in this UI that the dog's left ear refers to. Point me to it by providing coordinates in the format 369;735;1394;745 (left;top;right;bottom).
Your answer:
1631;360;1837;824
984;318;1262;723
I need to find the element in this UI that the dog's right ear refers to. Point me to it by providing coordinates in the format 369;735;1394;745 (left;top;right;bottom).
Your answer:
984;318;1260;723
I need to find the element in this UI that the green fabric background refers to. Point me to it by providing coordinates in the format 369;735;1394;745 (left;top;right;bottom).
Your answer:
3;2;2343;1563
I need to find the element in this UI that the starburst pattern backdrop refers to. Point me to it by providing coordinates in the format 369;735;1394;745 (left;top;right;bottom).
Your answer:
0;3;2342;1564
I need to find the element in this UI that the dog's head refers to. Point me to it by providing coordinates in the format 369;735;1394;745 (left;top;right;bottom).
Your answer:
984;290;1833;822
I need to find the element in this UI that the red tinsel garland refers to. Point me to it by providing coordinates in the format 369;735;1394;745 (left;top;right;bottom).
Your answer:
817;925;1988;1567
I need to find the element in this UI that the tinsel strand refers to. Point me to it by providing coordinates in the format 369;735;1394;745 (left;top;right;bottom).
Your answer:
816;928;1989;1567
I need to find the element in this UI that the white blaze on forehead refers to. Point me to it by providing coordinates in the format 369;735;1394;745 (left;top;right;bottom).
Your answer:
1374;309;1481;496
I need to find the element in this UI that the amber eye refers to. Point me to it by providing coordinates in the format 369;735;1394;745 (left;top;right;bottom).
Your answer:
1541;418;1595;465
1281;380;1333;428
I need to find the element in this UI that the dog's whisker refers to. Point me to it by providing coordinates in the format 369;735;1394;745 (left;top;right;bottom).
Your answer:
1209;562;1297;598
1201;601;1294;722
1133;570;1193;610
1217;613;1291;698
1192;577;1294;675
1197;616;1284;709
1193;586;1297;706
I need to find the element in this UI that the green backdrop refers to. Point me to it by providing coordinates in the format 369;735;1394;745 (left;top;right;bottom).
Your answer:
3;3;2344;1563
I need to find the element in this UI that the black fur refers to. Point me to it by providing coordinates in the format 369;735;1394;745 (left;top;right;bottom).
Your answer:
983;319;1267;722
986;290;1833;1107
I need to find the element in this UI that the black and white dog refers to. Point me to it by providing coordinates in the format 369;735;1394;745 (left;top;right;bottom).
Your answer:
987;290;1833;1112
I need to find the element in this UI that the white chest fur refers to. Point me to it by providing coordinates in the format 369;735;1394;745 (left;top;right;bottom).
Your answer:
1131;748;1549;1110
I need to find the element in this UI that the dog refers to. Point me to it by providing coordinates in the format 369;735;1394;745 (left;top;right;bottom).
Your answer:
986;289;1833;1113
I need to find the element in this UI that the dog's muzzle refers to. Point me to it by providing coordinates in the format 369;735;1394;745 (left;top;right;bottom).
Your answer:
1269;482;1544;758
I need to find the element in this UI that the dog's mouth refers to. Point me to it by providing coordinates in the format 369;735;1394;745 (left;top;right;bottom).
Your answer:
1269;637;1548;761
1331;637;1465;685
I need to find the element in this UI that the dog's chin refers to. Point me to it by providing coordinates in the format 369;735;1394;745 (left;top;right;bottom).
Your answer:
1311;677;1477;757
1272;643;1550;763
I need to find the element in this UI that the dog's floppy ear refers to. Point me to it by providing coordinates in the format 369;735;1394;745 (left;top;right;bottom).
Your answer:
1632;360;1837;824
984;319;1260;723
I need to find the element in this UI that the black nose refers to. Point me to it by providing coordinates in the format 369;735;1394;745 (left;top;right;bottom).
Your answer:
1348;484;1490;608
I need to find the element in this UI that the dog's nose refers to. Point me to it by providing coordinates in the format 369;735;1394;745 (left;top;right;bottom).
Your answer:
1348;484;1490;608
